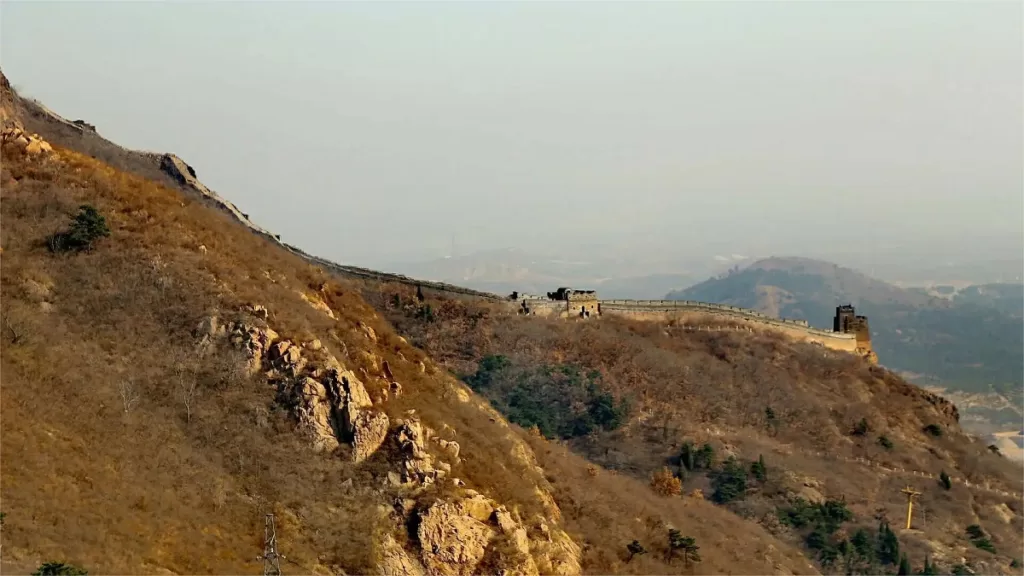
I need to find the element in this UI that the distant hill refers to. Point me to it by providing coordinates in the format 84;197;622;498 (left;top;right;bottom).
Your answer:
391;249;704;299
668;257;1023;394
953;283;1024;316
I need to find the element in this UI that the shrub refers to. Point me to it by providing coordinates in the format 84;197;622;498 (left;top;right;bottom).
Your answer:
749;454;767;482
463;360;629;440
852;417;869;436
710;457;747;503
47;204;110;253
625;539;647;563
878;435;894;450
939;470;952;490
805;526;829;550
965;524;985;540
922;424;943;438
650;467;682;496
679;441;716;471
778;497;852;535
972;538;996;553
32;563;88;576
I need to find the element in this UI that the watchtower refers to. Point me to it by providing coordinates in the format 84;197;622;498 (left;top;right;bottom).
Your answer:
546;287;599;318
833;304;876;363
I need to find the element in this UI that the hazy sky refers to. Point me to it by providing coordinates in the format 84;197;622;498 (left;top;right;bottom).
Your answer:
2;1;1021;270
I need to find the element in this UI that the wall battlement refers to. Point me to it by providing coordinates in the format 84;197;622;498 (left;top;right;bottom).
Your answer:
511;289;873;360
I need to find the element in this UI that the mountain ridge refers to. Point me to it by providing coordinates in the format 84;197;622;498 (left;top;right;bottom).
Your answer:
5;68;1022;575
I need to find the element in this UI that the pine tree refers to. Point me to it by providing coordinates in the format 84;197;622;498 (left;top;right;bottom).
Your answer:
876;521;900;566
48;205;110;253
711;457;748;503
680;536;701;568
919;555;938;575
898;553;911;575
679;442;695;471
939;471;952;490
667;529;684;563
750;454;767;482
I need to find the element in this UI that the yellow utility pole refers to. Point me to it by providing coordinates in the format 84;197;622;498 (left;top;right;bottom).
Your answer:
900;485;922;530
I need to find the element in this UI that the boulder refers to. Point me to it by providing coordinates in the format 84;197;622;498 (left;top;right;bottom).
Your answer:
291;377;341;452
377;533;427;576
417;500;495;576
228;321;279;375
434;438;460;462
360;322;378;343
351;410;389;463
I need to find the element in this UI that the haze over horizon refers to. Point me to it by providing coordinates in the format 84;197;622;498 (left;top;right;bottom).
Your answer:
2;1;1021;274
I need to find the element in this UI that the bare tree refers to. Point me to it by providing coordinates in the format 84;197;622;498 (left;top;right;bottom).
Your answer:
118;379;140;414
176;363;198;424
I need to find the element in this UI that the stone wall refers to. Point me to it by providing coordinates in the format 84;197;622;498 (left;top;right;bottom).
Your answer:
597;300;859;353
566;292;599;318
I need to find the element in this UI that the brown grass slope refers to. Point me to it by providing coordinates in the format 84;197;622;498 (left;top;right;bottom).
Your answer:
0;73;821;575
0;121;574;572
368;285;1024;574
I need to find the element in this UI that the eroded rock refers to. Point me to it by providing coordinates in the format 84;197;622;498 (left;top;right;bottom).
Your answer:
417;500;496;576
378;533;427;576
351;410;389;463
290;377;341;452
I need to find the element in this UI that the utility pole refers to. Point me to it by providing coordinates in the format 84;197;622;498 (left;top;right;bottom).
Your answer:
900;485;922;530
257;513;283;576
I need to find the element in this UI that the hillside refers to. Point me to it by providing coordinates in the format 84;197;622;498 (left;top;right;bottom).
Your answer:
371;285;1024;575
0;70;836;575
667;258;1024;399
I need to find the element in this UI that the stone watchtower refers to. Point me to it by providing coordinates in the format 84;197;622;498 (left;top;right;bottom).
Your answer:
546;287;600;318
833;304;877;363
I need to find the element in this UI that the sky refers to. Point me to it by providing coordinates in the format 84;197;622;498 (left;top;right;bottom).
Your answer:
2;1;1021;272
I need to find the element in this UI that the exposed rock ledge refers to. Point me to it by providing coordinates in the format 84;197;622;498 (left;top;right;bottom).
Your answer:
195;306;582;575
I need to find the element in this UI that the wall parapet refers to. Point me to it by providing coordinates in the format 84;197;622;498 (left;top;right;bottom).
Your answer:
599;299;853;340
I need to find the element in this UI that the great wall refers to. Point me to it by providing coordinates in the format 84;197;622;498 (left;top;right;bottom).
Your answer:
18;95;874;362
512;288;876;361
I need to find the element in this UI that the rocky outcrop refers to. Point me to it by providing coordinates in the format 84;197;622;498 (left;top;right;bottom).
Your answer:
378;534;428;576
416;497;496;576
291;377;341;452
226;319;280;375
194;307;581;576
2;125;53;155
350;410;390;463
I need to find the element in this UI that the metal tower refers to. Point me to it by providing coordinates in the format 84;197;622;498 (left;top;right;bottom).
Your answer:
257;513;283;576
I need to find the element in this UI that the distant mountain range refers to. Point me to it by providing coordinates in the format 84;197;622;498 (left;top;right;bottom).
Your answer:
668;257;1023;396
388;248;746;300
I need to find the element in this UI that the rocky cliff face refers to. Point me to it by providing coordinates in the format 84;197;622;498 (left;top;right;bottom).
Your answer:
194;302;582;575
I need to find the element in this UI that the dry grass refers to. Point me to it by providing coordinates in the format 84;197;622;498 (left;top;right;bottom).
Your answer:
370;286;1024;572
0;144;557;573
522;434;817;575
